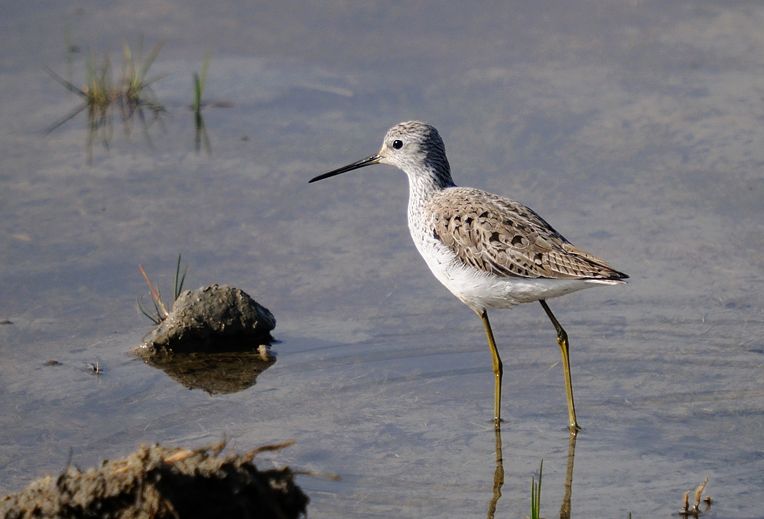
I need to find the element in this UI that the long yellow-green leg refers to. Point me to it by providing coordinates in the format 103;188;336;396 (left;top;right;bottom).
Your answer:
539;300;580;435
478;309;503;428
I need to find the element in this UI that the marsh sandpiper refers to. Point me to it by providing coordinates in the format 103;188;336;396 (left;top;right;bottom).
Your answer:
310;121;628;434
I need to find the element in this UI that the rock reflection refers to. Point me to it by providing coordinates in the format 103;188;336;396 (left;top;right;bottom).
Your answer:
140;348;275;395
485;431;577;519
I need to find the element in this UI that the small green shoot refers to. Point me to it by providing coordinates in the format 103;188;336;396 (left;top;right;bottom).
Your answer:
530;459;543;519
192;53;211;115
173;253;188;301
122;41;163;106
138;254;187;324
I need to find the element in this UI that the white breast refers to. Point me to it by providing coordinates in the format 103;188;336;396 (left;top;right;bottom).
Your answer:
408;221;606;312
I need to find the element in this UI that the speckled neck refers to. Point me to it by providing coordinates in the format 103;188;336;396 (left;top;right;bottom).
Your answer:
405;164;455;237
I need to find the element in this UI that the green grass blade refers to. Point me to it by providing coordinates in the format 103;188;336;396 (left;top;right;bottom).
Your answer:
137;296;161;324
44;66;87;97
538;459;543;508
530;459;543;519
177;268;187;300
192;53;211;114
199;52;210;100
193;73;202;114
173;254;187;301
45;103;87;134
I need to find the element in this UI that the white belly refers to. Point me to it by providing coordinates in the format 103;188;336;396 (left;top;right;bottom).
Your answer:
411;231;608;312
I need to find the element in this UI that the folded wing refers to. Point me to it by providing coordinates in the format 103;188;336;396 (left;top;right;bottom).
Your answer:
427;187;628;281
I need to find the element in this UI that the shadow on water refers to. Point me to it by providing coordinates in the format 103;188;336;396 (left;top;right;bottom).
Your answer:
487;430;577;519
191;96;235;156
140;350;275;395
194;111;211;155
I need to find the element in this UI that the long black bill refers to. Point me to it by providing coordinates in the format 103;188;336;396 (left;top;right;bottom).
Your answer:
309;154;381;183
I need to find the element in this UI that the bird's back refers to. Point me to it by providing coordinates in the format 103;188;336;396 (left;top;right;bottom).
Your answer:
424;186;627;281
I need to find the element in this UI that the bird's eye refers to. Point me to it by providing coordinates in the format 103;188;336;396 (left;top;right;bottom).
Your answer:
392;139;403;150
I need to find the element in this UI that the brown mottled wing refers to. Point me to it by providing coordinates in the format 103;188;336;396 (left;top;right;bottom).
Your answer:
427;187;628;280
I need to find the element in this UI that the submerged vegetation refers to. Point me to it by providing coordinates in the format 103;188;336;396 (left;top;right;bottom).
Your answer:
46;41;166;162
46;39;231;160
47;42;165;130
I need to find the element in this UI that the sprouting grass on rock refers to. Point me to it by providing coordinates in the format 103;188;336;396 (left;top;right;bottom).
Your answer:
138;254;187;325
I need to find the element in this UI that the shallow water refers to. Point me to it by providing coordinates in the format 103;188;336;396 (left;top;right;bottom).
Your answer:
1;1;763;517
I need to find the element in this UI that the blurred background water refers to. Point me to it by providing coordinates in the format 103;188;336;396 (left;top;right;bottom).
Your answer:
1;1;762;517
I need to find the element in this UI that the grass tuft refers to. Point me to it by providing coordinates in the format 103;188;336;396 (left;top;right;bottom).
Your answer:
46;40;166;161
530;459;543;519
138;254;187;324
192;53;211;115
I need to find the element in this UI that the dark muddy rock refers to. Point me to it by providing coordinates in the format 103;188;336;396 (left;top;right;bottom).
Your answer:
138;284;275;355
0;441;308;519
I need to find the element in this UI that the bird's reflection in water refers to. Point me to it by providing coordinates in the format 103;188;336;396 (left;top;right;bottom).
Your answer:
486;429;505;518
486;430;577;519
559;435;576;519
